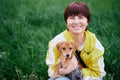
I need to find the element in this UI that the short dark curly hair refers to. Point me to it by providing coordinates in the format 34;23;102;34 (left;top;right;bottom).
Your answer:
64;2;90;23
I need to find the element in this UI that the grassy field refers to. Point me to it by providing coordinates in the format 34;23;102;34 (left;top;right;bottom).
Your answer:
0;0;120;80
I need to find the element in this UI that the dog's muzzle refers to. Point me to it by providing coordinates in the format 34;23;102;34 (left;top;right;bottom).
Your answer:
66;54;70;58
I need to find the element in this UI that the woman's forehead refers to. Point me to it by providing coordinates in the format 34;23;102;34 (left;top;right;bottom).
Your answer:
68;13;83;17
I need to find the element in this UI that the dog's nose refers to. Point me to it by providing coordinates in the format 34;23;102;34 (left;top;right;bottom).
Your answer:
66;54;70;58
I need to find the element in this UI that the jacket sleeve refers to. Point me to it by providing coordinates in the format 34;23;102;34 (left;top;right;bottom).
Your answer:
82;39;106;80
46;40;60;78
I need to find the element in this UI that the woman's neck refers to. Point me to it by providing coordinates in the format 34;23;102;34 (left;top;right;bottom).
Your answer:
71;32;85;47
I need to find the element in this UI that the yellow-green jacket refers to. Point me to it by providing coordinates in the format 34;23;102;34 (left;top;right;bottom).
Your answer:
46;30;106;80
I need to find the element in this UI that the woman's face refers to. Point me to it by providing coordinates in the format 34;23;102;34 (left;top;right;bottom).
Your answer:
67;14;88;34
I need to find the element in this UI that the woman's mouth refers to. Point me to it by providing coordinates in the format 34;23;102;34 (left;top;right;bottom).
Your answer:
72;26;82;30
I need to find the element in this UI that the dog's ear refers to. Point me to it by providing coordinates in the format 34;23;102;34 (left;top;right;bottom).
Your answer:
56;42;63;51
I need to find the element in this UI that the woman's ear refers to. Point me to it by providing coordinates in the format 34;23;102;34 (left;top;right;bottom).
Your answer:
85;25;88;31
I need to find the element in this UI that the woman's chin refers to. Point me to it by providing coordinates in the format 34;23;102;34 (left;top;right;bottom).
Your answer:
72;30;83;34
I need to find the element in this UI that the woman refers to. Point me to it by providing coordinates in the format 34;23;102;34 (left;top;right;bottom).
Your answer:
46;2;106;80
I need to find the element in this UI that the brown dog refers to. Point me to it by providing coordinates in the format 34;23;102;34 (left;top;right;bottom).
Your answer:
53;41;77;79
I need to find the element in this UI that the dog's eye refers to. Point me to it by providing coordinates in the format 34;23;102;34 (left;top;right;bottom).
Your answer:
62;47;66;50
69;47;72;50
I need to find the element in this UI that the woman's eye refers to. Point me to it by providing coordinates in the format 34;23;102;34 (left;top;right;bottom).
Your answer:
78;16;83;19
79;16;83;19
69;16;75;19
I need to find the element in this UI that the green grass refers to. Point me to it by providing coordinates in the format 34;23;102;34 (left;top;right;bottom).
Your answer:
0;0;120;80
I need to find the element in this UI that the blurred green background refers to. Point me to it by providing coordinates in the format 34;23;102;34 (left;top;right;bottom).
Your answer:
0;0;120;80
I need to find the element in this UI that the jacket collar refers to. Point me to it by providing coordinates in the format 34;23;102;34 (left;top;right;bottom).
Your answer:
63;29;96;53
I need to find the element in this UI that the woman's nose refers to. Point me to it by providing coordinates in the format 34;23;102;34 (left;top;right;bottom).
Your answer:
74;17;80;24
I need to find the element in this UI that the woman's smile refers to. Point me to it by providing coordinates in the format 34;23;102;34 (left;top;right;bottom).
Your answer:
72;26;82;30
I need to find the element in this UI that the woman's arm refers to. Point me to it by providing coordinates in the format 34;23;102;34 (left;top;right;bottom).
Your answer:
81;39;106;80
46;41;57;77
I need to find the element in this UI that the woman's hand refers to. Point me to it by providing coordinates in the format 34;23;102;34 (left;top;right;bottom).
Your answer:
79;63;83;70
59;55;78;75
59;68;66;75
